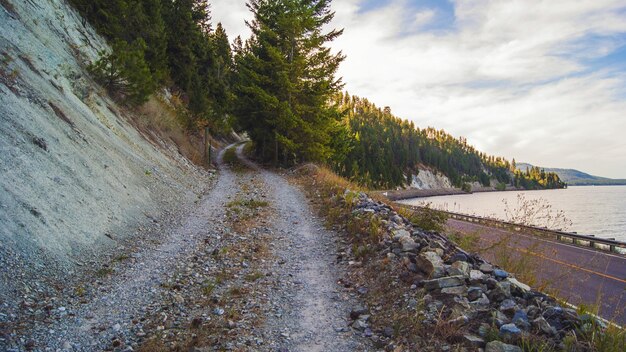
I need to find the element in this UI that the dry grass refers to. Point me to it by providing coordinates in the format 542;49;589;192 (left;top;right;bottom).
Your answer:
133;96;205;166
222;144;255;172
292;165;467;350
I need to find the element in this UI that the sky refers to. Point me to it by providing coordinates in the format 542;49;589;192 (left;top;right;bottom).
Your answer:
211;0;626;179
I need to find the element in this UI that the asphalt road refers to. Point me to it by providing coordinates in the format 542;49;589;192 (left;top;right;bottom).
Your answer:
447;218;626;325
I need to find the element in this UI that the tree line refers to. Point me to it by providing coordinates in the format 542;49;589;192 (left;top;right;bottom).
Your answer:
70;0;233;131
70;0;565;191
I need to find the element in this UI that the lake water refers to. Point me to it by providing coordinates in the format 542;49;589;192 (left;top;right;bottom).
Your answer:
398;185;626;242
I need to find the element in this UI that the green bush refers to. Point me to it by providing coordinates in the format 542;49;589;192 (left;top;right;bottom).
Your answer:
401;205;449;233
88;39;156;105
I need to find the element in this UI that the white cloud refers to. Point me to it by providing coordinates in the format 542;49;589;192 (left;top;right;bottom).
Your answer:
210;0;251;42
210;0;626;178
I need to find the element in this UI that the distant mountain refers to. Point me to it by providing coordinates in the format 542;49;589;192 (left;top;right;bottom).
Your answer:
516;163;626;186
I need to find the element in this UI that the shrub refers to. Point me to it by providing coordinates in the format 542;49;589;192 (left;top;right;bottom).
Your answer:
399;205;448;233
88;39;156;105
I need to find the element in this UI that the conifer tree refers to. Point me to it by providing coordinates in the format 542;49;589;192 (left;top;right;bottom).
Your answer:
234;0;345;165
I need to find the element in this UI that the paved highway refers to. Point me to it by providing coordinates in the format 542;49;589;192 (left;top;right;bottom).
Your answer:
446;218;626;325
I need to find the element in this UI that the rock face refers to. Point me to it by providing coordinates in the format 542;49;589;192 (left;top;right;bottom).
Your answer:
410;168;453;190
346;191;607;350
0;0;213;328
1;0;215;263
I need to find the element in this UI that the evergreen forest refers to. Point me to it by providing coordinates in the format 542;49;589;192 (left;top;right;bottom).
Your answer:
68;0;565;191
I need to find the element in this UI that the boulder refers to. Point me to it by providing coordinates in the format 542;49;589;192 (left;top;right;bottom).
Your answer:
493;269;509;279
350;306;369;320
485;341;522;352
479;263;494;273
399;236;419;252
512;310;530;330
533;316;557;336
416;252;446;278
469;270;485;283
507;278;531;296
489;281;512;302
441;286;468;296
423;276;465;290
392;229;411;240
448;261;470;277
468;286;483;301
463;334;485;348
499;323;522;339
450;252;469;262
499;299;517;314
493;310;511;327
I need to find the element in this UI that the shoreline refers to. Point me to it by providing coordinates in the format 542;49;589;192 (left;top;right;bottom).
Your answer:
379;186;523;201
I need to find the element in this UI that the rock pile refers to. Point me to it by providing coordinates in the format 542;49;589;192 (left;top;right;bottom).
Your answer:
344;191;605;350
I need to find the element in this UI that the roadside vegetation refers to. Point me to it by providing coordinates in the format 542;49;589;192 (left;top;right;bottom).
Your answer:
222;146;249;172
293;165;624;351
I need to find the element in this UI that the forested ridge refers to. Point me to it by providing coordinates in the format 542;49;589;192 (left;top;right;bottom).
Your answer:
68;0;565;191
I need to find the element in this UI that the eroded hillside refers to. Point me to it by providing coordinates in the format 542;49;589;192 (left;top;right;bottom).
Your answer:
0;0;212;306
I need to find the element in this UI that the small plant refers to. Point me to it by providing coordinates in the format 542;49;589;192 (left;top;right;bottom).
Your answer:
226;198;269;209
368;214;382;240
398;204;448;233
114;254;130;262
244;271;264;282
74;285;86;297
352;243;372;259
518;335;556;352
202;280;216;296
96;267;113;277
1;52;13;67
570;304;626;352
447;230;481;253
502;194;572;231
228;286;244;297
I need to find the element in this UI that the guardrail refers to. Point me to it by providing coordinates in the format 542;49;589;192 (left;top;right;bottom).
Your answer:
395;203;626;255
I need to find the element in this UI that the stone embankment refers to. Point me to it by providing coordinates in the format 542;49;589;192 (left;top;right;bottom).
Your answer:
340;190;609;351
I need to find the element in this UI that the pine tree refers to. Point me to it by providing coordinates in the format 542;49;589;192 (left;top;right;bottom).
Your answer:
234;0;345;165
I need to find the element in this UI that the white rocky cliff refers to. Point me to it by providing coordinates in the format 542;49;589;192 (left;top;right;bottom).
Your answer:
0;0;210;298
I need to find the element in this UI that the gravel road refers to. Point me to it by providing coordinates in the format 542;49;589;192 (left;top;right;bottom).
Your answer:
4;144;371;351
237;145;371;351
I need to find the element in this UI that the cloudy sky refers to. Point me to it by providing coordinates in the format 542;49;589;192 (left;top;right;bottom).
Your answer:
211;0;626;178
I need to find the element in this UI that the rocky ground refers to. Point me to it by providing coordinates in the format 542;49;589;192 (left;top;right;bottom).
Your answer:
2;144;621;352
1;145;372;351
318;189;617;351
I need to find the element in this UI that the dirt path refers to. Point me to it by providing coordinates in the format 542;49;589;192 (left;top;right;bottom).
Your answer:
236;145;371;352
14;144;242;351
8;144;371;351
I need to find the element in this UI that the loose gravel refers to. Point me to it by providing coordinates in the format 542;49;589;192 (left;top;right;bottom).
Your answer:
3;144;372;351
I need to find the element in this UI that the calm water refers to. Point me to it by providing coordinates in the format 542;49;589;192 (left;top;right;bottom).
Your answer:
399;186;626;242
